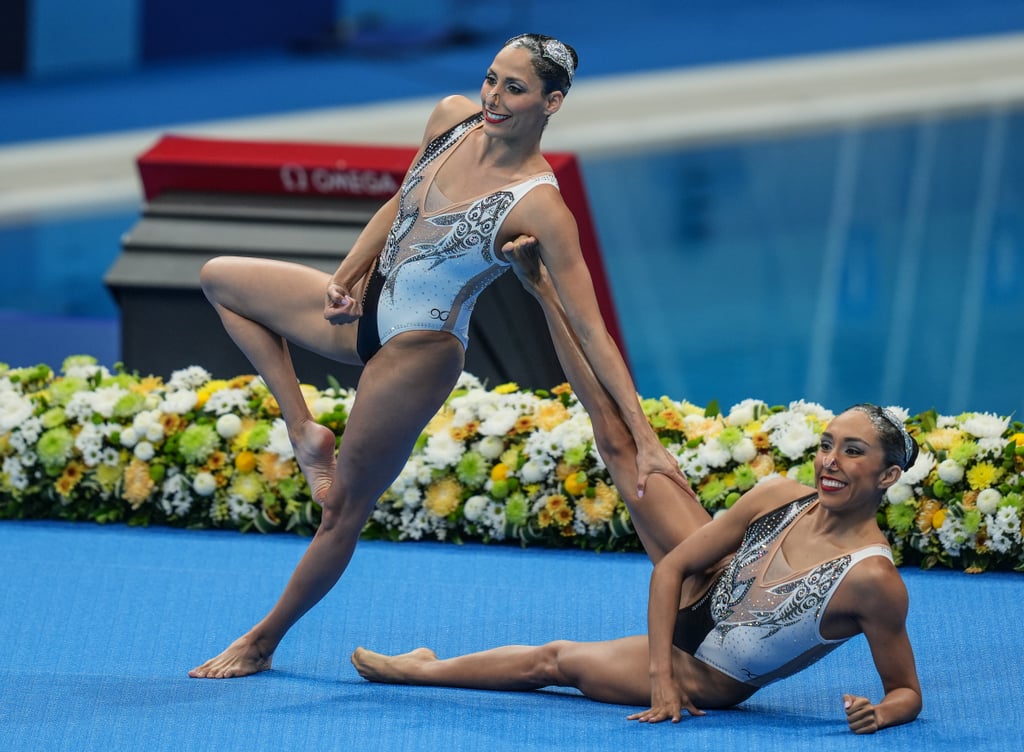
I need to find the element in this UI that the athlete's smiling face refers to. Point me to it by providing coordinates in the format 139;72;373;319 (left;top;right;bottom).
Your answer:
480;46;562;136
815;410;899;506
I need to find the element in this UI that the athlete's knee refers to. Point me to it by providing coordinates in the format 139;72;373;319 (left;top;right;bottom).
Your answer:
533;640;577;687
199;256;233;301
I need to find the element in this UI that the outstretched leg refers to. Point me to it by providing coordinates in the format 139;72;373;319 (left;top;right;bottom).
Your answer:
351;636;654;706
189;329;466;678
507;248;711;564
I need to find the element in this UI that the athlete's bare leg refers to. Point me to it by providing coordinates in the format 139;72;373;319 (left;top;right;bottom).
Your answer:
200;256;361;504
189;325;465;678
506;247;711;564
352;637;654;706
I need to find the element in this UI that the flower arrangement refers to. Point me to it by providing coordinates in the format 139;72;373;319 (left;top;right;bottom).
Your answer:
2;357;1022;572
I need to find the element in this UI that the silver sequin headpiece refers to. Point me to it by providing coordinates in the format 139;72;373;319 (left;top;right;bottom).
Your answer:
879;407;915;470
541;39;575;90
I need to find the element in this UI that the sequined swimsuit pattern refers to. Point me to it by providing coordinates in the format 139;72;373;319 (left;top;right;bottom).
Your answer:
690;495;894;687
356;113;558;361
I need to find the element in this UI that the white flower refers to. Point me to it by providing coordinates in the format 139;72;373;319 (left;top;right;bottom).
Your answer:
192;471;217;496
401;487;422;510
726;399;768;427
696;441;732;469
120;426;140;448
204;388;250;416
886;483;914;504
266;418;294;459
160;390;198;415
311;396;337;418
976;488;1002;514
937;459;964;484
900;450;934;486
463;495;488;522
478;406;519;437
960;412;1009;439
422;432;463;469
474;435;505;460
168;366;212;390
0;392;33;432
216;414;243;439
883;405;910;423
134;441;156;461
519;459;549;484
986;506;1022;554
731;437;757;464
88;385;129;419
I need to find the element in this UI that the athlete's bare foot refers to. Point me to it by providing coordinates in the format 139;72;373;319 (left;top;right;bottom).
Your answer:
188;634;273;679
351;646;438;684
292;419;337;505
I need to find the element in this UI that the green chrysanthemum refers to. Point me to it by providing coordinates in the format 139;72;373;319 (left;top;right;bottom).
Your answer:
112;392;146;419
962;507;982;535
950;440;979;464
699;478;728;506
246;421;272;450
456;451;488;488
36;426;75;471
49;376;89;406
563;445;588;466
717;426;744;450
791;460;816;487
504;493;528;526
178;424;220;464
733;463;757;491
885;501;917;535
40;407;67;430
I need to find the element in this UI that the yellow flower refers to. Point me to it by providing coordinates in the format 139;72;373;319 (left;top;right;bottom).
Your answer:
553;505;574;526
424;406;454;435
932;508;948;531
491;463;509;482
551;383;573;397
534;402;570;431
545;494;569;513
493;382;519;395
129;376;164;395
750;454;776;478
229;473;264;503
564;471;588;496
537;508;553;528
424;477;462;517
195;379;229;408
1011;432;1024;447
228;375;256;389
258;453;295;484
234;450;258;473
55;461;86;497
751;431;771;450
916;499;940;533
923;427;963;451
511;416;534;434
578;481;617;523
966;462;1000;491
260;395;281;417
684;416;725;441
160;413;186;436
123;458;155;508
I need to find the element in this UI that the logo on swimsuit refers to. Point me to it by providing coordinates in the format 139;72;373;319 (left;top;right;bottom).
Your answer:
430;308;450;322
280;164;399;197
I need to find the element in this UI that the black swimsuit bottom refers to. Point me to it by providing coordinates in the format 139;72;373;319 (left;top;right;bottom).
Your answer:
356;264;387;364
672;574;720;655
